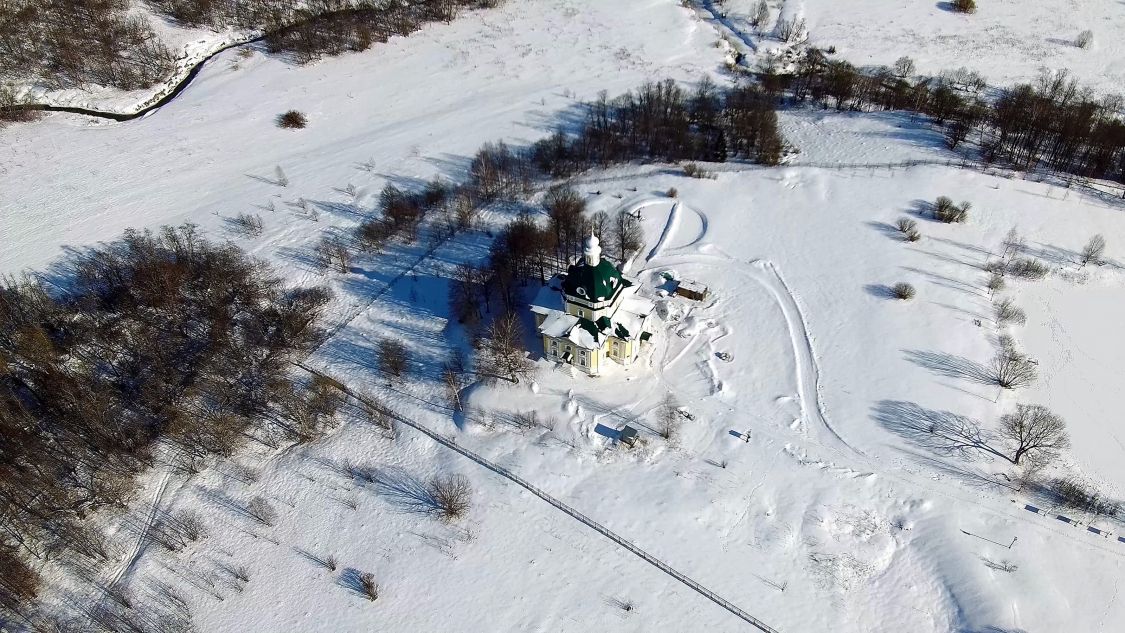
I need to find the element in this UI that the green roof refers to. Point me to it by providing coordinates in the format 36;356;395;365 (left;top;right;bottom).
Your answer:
576;317;601;342
563;258;630;303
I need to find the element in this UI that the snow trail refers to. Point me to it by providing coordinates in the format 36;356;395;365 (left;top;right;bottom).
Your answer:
647;201;681;261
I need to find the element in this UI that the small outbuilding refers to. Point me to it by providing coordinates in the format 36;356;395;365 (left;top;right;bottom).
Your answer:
619;425;639;448
674;279;708;301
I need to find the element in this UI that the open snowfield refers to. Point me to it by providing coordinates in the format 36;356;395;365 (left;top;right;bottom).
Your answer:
3;1;1125;632
712;0;1125;95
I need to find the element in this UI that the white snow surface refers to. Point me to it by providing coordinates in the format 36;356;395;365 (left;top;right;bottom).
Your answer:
712;0;1125;96
3;1;1125;633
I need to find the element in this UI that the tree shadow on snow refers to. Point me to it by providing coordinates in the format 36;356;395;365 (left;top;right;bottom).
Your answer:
903;349;995;384
871;400;1009;462
369;467;442;516
863;284;897;299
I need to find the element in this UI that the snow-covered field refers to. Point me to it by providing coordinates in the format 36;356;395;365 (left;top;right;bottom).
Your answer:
3;1;1125;632
712;0;1125;95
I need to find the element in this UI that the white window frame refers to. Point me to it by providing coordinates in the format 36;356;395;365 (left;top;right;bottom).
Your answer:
579;350;587;367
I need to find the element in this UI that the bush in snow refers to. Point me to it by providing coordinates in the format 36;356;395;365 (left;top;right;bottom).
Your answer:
231;212;264;236
933;196;969;223
951;0;976;13
986;272;1005;296
891;282;916;300
1050;478;1119;516
277;110;308;129
993;297;1027;326
682;162;714;179
1075;30;1093;48
896;217;921;242
1006;257;1048;279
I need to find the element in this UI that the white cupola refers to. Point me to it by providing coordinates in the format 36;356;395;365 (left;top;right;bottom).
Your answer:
584;233;601;266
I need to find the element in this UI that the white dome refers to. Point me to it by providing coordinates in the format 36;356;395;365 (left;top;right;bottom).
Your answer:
583;232;602;265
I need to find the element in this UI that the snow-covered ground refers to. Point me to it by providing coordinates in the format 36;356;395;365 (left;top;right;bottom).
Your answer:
4;1;1125;632
712;0;1125;95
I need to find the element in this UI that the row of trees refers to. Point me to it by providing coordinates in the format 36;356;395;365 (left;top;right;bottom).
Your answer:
144;0;502;64
0;225;335;618
773;50;1124;182
531;78;784;173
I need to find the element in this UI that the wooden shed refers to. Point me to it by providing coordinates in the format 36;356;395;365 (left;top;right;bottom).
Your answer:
674;279;708;301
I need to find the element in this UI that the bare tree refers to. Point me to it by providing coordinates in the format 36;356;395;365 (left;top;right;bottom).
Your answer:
993;297;1027;326
612;210;644;263
1001;226;1024;262
377;338;409;380
428;474;472;521
316;235;352;273
359;572;380;600
751;1;770;31
656;393;681;441
893;56;916;80
442;351;467;411
247;497;277;526
990;347;1037;390
999;405;1069;465
480;312;534;384
1080;234;1106;266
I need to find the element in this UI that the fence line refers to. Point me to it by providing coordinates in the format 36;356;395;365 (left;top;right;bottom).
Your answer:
297;363;781;632
702;156;1125;201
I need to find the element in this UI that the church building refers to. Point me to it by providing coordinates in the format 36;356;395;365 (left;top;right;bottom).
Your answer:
529;234;655;375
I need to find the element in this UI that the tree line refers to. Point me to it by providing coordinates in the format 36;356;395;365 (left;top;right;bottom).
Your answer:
0;0;503;101
770;51;1124;183
0;0;175;92
0;225;336;620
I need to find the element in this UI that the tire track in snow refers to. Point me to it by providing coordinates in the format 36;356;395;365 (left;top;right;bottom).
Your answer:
107;469;173;587
751;260;860;455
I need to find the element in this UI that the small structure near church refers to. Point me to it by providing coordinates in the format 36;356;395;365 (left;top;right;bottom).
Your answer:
529;234;655;376
619;425;639;448
673;279;708;301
